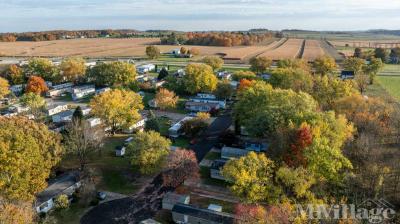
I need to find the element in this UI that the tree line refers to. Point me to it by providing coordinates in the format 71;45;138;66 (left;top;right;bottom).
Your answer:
161;31;279;46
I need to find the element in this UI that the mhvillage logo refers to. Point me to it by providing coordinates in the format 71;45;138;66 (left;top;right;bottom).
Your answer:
295;198;397;223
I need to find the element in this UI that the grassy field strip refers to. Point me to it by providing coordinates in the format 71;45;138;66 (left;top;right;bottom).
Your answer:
376;64;400;100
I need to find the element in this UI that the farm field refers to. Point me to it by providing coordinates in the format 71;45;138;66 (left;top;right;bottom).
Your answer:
0;37;334;62
258;38;304;60
221;38;286;61
329;39;400;49
302;40;326;61
0;38;235;58
376;64;400;101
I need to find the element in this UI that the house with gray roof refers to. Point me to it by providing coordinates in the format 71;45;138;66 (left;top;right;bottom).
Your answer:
35;172;81;213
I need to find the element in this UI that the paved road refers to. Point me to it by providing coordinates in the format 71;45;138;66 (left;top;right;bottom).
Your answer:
189;113;232;161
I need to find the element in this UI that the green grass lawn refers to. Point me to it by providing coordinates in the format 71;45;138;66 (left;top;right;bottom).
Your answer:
377;76;400;101
378;64;400;76
190;194;236;213
172;137;190;148
204;151;221;161
156;116;172;136
199;166;229;187
51;203;88;224
143;92;155;109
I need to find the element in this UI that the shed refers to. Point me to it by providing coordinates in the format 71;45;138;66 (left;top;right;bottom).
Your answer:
115;146;126;157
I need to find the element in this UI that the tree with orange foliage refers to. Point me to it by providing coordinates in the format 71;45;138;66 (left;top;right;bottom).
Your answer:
162;149;199;187
284;123;313;168
238;79;255;91
25;76;48;95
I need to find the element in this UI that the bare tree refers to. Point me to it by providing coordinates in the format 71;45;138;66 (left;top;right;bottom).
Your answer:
64;119;105;170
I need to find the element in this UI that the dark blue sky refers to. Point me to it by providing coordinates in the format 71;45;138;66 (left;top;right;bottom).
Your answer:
1;0;399;32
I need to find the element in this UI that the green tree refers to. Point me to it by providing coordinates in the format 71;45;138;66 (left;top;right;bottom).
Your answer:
275;166;316;202
72;106;84;121
222;152;280;203
268;68;313;92
181;113;210;138
277;59;310;71
127;131;171;175
0;117;63;201
0;77;10;99
313;56;337;76
54;194;69;210
146;45;160;59
343;57;365;75
303;112;354;182
88;62;136;87
374;48;388;62
183;63;218;94
232;70;257;81
158;67;169;80
311;76;355;110
354;48;363;58
19;92;46;118
214;79;234;100
234;81;317;137
90;89;144;134
363;57;384;84
60;57;86;82
25;58;58;81
202;56;224;71
249;57;272;74
4;64;24;85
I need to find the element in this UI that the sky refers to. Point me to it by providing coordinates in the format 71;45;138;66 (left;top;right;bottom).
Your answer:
1;0;400;32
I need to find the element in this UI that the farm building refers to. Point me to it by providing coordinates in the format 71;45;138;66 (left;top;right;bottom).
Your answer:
162;192;190;210
171;203;236;224
170;49;181;55
35;172;81;213
169;117;194;138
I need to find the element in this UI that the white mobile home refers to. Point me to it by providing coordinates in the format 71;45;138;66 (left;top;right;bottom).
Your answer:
35;172;81;213
168;117;193;138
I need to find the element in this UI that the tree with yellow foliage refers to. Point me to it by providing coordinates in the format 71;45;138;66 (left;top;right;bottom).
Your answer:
0;77;10;99
313;56;337;76
90;89;143;134
183;63;218;94
155;88;179;110
60;57;87;82
0;117;63;202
